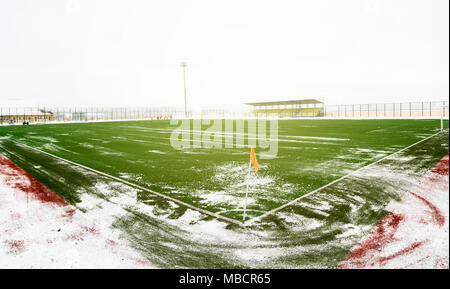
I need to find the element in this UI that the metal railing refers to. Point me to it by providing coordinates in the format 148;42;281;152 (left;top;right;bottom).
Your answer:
0;107;178;124
0;100;448;124
323;101;449;118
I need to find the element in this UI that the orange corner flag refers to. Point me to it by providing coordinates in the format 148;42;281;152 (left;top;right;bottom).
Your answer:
250;147;259;173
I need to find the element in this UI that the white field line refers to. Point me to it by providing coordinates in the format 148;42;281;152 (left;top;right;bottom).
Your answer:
217;208;267;214
4;139;243;226
246;130;446;225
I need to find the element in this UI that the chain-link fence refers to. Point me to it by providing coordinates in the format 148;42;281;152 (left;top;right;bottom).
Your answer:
0;101;448;124
0;107;179;124
323;101;449;118
0;107;250;124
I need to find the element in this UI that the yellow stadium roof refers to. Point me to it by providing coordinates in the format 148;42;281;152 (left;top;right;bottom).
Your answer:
245;99;323;106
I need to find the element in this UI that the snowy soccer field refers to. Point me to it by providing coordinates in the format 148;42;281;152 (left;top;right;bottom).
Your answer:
0;119;448;268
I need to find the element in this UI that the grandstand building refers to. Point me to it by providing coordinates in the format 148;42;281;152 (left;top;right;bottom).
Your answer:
245;99;324;117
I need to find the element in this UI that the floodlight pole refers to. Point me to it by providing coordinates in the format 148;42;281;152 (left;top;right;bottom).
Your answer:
441;104;448;131
180;62;188;117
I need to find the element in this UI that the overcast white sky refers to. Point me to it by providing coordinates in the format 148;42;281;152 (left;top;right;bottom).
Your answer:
0;0;448;108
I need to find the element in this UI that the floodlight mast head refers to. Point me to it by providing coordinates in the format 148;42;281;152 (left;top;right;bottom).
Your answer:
180;61;187;68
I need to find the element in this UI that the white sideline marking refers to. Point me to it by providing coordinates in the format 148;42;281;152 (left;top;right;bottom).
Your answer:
4;139;243;226
246;130;446;225
216;208;266;214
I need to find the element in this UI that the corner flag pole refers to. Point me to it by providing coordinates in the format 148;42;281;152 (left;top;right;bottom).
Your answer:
243;147;258;223
243;158;252;223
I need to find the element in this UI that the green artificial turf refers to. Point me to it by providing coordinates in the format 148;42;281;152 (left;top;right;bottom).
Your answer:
0;119;448;268
0;118;447;221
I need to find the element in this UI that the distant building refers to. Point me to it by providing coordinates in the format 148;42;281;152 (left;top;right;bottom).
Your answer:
0;108;55;124
245;99;325;117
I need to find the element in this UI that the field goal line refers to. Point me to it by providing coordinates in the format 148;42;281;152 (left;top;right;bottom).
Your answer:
5;139;243;226
246;129;447;225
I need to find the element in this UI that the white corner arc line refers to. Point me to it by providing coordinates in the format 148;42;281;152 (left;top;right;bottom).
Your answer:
246;130;445;225
4;139;243;226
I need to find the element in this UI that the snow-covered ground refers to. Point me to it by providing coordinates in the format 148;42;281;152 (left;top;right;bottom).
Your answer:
0;154;154;268
0;150;448;268
339;154;449;269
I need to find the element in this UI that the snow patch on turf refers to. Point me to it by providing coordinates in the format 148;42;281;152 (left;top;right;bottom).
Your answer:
98;150;124;157
350;148;392;155
27;136;58;143
199;191;255;207
147;150;166;154
205;162;298;210
41;143;75;154
339;154;449;269
213;163;273;188
0;155;154;268
181;150;207;155
285;135;350;141
234;247;286;262
79;142;95;149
